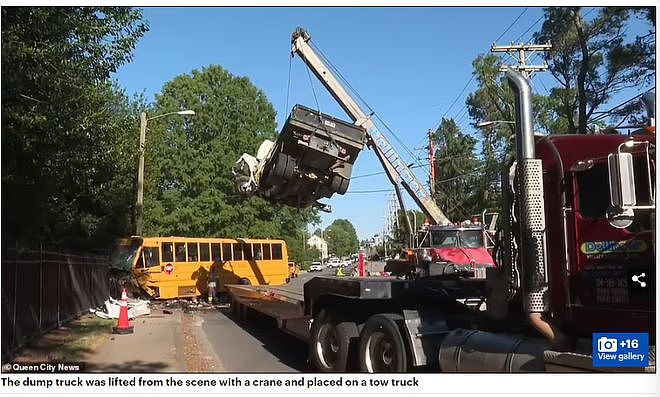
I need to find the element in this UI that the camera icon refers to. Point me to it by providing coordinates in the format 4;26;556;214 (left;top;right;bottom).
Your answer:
597;337;618;353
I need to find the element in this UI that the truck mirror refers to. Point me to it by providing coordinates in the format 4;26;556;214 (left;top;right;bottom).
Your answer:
608;152;637;208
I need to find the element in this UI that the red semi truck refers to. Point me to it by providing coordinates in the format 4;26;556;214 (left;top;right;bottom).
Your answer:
227;28;655;373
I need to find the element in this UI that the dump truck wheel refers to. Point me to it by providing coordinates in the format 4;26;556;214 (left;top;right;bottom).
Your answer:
358;314;407;372
331;175;349;195
270;153;294;182
310;310;358;372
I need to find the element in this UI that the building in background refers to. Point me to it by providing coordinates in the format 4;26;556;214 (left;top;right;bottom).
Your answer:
307;234;328;261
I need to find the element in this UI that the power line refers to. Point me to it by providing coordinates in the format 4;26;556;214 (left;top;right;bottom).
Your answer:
432;7;532;134
589;88;656;122
434;76;475;132
495;7;529;43
513;15;544;44
351;163;426;180
311;41;425;170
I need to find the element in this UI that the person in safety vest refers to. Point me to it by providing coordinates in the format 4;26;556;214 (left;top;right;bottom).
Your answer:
335;266;345;277
208;263;219;303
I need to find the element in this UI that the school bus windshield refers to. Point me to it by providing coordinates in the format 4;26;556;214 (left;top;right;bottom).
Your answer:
110;238;142;271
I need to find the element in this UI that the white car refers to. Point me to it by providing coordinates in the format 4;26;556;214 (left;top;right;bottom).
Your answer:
309;263;323;272
327;258;342;268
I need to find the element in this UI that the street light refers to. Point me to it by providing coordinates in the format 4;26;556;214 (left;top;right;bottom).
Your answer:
135;110;195;236
475;120;516;129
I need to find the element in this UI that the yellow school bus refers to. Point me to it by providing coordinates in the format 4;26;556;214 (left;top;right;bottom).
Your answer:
110;236;289;299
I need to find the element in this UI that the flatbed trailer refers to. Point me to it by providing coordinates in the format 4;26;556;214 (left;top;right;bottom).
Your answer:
226;274;509;372
226;275;655;373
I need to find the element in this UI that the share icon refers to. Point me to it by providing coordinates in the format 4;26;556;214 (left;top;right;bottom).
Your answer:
631;273;646;288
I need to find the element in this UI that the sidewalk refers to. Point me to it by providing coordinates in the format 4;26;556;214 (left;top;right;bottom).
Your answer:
84;309;184;372
84;302;224;372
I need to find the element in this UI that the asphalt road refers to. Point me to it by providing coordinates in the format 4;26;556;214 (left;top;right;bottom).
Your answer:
199;269;325;372
200;263;386;372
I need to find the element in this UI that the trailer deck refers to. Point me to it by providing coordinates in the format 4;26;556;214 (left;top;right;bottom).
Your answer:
226;274;490;343
226;283;309;341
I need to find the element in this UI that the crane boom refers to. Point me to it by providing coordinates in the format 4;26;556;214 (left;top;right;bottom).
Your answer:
291;28;450;225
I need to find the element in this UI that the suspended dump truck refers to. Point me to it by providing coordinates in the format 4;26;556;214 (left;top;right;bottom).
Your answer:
227;28;655;373
234;104;366;212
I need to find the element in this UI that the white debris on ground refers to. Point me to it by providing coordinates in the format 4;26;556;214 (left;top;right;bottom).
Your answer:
90;296;151;319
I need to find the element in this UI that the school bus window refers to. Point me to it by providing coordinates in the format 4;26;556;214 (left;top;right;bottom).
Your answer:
272;243;282;260
253;243;262;260
187;242;198;261
200;243;210;262
145;247;160;267
222;243;232;261
211;243;221;261
162;242;174;262
263;243;271;260
232;243;243;261
175;243;186;262
243;243;253;260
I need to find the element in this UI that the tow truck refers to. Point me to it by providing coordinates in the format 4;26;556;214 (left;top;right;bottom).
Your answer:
227;28;655;373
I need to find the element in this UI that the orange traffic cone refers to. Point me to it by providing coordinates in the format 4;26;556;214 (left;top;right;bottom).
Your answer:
113;288;134;334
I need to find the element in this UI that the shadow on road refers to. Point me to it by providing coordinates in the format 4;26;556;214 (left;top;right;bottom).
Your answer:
213;306;313;372
85;360;170;372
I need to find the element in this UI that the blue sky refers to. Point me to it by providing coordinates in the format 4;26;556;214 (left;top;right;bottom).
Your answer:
113;6;654;240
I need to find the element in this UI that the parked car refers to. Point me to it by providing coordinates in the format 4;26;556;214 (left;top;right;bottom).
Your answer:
327;258;342;268
309;262;323;272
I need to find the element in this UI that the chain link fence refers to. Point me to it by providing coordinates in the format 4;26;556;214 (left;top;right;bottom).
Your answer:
1;247;116;360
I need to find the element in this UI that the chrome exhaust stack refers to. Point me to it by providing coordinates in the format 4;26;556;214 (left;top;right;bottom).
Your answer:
505;68;567;349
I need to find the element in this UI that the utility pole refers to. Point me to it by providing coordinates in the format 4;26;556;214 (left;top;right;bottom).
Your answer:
491;42;552;78
428;129;436;199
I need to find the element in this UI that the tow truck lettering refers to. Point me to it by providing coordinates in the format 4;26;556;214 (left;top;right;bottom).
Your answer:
580;240;647;255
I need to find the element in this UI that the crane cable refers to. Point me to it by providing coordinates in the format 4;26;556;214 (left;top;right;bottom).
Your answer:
310;41;425;168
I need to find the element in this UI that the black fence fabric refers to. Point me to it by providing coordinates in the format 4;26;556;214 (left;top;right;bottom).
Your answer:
1;248;111;359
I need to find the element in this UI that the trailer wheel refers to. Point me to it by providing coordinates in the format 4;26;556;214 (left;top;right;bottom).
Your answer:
358;314;407;372
310;310;358;372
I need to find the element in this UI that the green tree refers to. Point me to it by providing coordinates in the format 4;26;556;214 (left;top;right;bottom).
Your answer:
1;7;148;248
142;65;317;241
324;219;359;258
432;118;481;221
466;54;560;133
534;7;655;133
465;54;562;213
